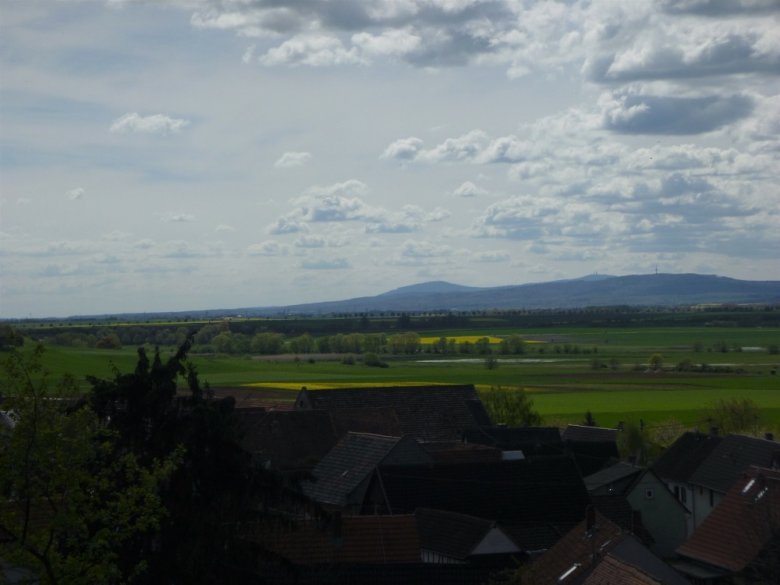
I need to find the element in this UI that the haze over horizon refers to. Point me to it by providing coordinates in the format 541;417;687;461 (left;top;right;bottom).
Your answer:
2;1;779;318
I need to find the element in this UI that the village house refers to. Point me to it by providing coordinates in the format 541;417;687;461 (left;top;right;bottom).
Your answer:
584;462;690;557
654;432;779;530
674;466;780;584
525;510;690;585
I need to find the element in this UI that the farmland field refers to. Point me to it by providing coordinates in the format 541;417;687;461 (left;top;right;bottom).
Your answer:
17;325;780;430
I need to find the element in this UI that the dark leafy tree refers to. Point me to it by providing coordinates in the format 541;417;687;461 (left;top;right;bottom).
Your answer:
0;346;177;585
87;337;320;584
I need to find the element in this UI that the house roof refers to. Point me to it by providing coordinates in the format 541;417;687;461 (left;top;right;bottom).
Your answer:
584;463;644;496
370;457;590;549
304;432;431;507
527;513;688;585
581;554;664;585
687;434;780;493
422;441;502;464
524;511;624;584
232;408;340;470
204;386;295;410
462;426;564;456
677;466;780;573
562;425;618;443
296;385;492;442
264;515;421;565
607;533;689;585
328;406;403;437
652;431;723;484
414;507;515;560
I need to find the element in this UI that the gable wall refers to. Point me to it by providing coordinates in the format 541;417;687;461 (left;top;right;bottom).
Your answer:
627;472;689;558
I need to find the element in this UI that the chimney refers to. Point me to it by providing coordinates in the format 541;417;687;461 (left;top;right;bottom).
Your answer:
585;505;596;532
765;432;774;441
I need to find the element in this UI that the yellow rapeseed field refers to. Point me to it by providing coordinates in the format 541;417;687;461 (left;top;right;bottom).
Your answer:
418;335;545;345
242;381;448;390
419;335;504;345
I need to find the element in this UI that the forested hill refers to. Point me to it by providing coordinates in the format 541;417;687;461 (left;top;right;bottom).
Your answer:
245;273;780;315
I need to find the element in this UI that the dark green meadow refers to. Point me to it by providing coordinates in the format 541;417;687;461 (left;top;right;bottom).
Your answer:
23;324;780;431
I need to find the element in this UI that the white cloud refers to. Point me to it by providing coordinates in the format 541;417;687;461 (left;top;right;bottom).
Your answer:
267;213;309;234
66;187;85;200
301;257;351;269
453;181;487;197
294;234;326;248
216;224;236;232
472;250;510;263
381;137;424;160
261;35;363;67
110;112;191;135
247;241;288;256
274;151;312;168
352;28;422;58
161;213;195;223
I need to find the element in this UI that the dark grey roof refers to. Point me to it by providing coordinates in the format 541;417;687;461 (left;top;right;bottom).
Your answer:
463;426;564;456
233;408;339;470
368;457;591;549
415;508;495;560
585;462;644;495
562;425;618;443
609;535;690;585
296;385;491;442
688;433;780;493
652;431;722;484
304;432;432;507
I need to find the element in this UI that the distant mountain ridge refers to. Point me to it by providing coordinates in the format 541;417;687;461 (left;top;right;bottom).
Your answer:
246;273;780;316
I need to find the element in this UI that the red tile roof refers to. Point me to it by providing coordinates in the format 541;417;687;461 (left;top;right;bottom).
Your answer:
263;515;421;565
677;466;780;572
582;554;663;585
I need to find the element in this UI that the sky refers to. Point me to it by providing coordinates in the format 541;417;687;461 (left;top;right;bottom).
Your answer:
1;0;779;318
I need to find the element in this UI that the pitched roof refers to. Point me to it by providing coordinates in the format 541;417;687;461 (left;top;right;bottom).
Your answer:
562;425;618;443
584;463;644;496
422;441;502;464
304;433;431;507
414;508;518;560
264;515;421;565
524;512;624;584
463;426;564;456
687;434;780;493
328;407;403;437
652;431;723;484
581;554;664;585
527;513;689;585
370;457;591;549
607;533;689;585
677;466;780;573
296;385;491;441
232;408;340;470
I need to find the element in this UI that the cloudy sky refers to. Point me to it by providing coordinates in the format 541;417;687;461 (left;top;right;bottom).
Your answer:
1;0;779;318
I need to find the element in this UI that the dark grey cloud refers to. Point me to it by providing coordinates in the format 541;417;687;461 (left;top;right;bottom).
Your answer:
589;32;780;83
602;94;754;134
402;29;495;67
659;0;780;16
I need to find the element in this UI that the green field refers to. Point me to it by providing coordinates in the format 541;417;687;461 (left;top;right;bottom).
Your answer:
17;325;780;430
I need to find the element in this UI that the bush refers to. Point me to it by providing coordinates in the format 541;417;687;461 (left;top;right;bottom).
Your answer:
363;352;389;368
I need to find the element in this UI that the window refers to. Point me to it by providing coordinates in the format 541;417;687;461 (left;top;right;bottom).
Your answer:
645;488;655;500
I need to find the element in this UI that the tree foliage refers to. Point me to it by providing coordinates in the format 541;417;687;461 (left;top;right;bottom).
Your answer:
0;346;178;585
479;386;542;427
705;397;763;435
